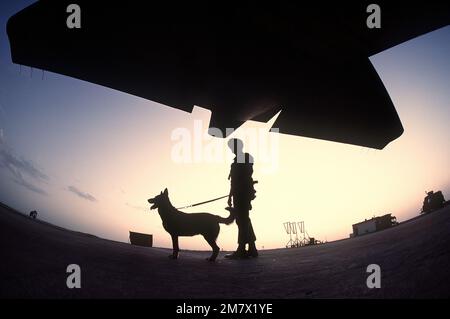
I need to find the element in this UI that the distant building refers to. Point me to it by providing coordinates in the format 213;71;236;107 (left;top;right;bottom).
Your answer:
129;231;153;247
421;190;447;214
351;214;398;237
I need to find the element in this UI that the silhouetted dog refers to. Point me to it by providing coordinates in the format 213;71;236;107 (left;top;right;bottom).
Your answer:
148;188;234;261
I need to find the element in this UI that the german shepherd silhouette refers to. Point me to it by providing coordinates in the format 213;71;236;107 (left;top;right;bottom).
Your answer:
148;188;234;261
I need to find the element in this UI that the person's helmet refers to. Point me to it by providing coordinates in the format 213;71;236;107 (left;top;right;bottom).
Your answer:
227;138;243;153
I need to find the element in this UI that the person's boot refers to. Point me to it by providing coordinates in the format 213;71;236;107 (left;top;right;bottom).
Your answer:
225;245;247;259
248;242;258;258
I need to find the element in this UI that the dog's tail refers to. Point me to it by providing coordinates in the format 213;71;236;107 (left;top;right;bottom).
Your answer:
216;207;235;225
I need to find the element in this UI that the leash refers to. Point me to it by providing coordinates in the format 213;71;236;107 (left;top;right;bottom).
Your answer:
175;181;258;210
176;195;229;210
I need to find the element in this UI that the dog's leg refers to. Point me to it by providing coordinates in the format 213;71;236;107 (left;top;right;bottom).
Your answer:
204;236;220;262
170;235;179;259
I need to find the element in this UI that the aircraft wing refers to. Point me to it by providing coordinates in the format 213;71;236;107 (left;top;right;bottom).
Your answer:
7;1;450;148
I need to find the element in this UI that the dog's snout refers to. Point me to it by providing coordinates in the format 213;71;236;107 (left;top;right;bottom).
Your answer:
148;197;158;210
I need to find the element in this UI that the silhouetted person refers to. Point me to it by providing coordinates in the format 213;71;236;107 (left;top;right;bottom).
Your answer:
225;138;258;259
29;210;37;219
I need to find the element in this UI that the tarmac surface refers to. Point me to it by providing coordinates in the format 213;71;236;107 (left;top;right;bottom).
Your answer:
1;203;449;298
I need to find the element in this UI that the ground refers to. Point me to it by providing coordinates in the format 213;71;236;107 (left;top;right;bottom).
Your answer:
1;203;449;298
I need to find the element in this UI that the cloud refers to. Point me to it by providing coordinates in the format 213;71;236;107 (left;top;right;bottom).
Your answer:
13;172;48;195
0;149;49;182
67;185;97;202
0;135;49;195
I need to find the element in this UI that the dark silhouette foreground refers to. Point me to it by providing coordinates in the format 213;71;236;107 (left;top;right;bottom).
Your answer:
148;189;233;261
1;202;450;298
226;138;258;259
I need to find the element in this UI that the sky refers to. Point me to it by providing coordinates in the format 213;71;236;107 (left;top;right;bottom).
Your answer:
0;1;449;250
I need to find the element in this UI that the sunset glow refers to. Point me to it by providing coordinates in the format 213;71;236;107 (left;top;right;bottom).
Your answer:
0;2;448;251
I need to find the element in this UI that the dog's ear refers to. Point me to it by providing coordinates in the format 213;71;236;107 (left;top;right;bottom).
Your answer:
163;188;168;196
